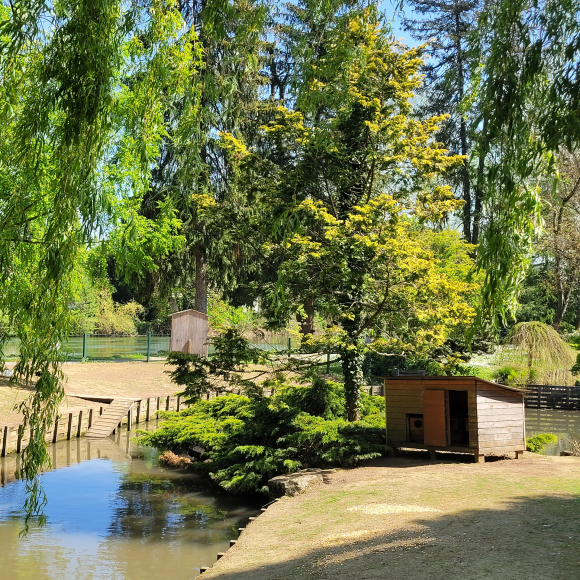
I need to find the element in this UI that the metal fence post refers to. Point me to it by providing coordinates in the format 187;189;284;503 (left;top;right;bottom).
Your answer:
147;332;151;362
83;333;87;360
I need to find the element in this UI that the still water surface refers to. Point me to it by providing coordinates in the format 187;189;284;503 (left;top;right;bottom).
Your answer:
0;426;260;580
525;408;580;456
1;410;578;579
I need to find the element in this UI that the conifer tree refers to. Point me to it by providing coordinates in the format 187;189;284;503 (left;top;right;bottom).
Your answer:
402;0;481;242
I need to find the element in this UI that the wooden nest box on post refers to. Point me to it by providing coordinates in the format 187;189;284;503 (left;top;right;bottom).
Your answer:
381;376;526;463
169;309;209;356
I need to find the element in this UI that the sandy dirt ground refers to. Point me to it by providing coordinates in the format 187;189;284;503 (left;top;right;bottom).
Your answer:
198;453;580;580
0;361;175;426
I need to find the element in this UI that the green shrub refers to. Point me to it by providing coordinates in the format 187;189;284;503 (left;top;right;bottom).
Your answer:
526;433;557;453
493;365;536;386
137;378;388;495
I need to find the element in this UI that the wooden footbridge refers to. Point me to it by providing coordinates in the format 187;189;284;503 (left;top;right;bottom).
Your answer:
85;398;138;439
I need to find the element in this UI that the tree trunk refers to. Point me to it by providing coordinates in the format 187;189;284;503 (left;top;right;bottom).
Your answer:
296;299;315;343
455;12;471;243
341;345;365;421
195;246;208;314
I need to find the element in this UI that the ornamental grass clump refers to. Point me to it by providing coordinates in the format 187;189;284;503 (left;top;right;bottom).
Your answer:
137;377;388;495
496;322;576;386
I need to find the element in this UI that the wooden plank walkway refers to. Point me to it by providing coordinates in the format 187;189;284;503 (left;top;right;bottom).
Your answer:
85;399;136;439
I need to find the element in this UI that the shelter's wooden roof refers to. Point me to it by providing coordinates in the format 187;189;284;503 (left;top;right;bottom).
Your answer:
168;309;208;319
379;375;527;394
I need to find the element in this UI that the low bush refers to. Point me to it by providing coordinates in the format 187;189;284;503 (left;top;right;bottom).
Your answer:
526;433;557;453
137;377;388;495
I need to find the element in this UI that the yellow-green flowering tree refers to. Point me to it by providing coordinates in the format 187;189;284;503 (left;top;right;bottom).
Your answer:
228;5;478;420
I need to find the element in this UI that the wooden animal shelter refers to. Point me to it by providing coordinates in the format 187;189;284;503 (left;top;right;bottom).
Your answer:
169;309;208;356
382;376;526;462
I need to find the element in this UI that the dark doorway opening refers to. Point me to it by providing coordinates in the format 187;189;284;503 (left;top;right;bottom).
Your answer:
448;390;469;445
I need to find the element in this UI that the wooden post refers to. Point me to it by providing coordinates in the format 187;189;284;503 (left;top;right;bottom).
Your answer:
52;416;59;443
177;395;181;412
147;332;151;363
16;425;24;453
135;402;140;424
166;396;171;411
88;408;93;429
156;397;160;413
127;409;132;431
77;410;83;437
2;426;8;457
326;351;330;374
67;413;73;440
146;398;150;422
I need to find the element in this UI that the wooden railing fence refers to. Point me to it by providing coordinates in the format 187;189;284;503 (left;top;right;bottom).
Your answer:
524;385;580;410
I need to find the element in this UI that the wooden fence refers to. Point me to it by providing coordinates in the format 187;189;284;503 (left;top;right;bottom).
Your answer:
0;394;184;458
524;385;580;410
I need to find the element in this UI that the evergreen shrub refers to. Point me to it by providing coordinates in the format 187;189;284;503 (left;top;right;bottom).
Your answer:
137;378;388;495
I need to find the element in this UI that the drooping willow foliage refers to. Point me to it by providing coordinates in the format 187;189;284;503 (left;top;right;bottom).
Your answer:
0;0;201;529
498;322;577;385
471;0;580;330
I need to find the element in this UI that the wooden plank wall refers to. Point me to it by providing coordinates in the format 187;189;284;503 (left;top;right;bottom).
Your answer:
476;381;525;454
385;380;423;443
170;310;209;356
385;379;479;449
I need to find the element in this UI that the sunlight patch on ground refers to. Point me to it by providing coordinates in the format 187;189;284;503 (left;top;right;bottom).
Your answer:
346;503;440;515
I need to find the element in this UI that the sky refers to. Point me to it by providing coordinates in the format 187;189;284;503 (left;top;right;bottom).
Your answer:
380;0;419;47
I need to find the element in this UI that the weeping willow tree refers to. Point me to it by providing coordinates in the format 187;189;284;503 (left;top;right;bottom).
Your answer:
469;0;580;330
498;322;577;385
0;0;201;529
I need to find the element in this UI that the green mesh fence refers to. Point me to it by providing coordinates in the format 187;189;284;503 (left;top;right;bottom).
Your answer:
2;334;291;361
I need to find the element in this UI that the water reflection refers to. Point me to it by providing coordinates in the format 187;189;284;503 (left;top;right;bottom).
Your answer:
0;425;260;580
525;408;580;455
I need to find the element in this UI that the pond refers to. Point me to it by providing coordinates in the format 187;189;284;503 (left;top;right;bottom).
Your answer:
0;425;261;580
525;408;580;456
3;334;291;361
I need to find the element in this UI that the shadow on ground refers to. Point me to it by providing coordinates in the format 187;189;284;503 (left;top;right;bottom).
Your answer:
202;493;580;580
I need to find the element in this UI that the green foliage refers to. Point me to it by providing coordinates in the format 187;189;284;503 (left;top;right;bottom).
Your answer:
167;328;266;401
526;433;558;453
470;0;580;331
207;291;260;334
231;8;477;419
0;0;203;528
137;377;387;495
497;322;577;385
493;365;537;388
571;353;580;376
